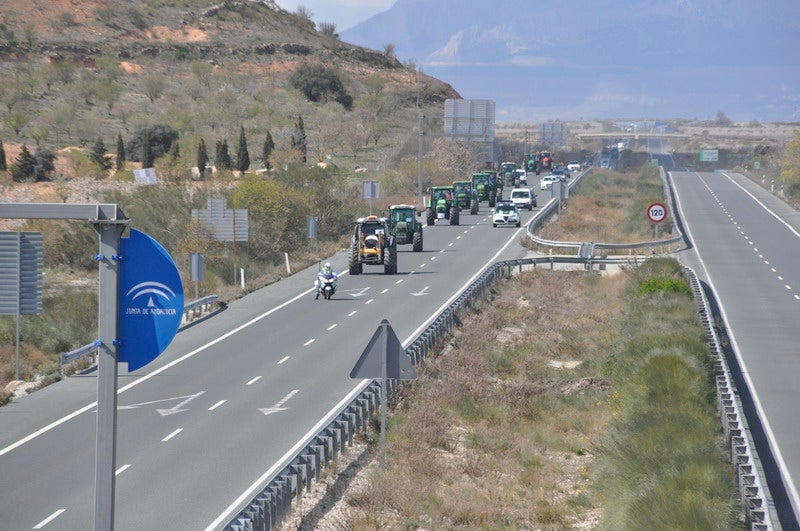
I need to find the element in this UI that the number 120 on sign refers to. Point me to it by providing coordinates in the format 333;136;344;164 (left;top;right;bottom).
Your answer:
647;203;667;223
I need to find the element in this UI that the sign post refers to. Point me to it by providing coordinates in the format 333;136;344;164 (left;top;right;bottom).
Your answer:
647;202;667;240
350;319;417;469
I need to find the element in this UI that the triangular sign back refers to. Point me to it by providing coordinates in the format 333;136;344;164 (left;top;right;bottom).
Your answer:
350;319;417;380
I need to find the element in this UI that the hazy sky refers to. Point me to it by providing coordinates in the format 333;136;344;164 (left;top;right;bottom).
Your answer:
275;0;395;32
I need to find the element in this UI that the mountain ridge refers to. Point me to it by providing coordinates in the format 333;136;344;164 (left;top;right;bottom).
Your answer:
342;0;800;121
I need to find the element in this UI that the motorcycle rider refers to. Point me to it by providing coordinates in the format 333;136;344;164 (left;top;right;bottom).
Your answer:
315;262;338;300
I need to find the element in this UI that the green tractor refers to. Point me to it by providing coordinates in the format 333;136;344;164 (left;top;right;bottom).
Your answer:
471;172;498;207
425;186;459;226
388;204;423;252
349;215;397;275
452;180;479;215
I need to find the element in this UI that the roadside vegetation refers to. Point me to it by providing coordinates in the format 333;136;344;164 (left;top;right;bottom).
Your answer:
532;163;672;252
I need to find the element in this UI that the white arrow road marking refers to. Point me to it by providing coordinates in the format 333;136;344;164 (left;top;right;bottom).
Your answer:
259;389;299;416
34;509;65;529
156;391;206;416
411;286;430;297
115;392;204;416
343;287;371;298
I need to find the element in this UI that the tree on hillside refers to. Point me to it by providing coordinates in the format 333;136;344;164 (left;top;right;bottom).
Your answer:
261;132;274;171
288;64;353;110
126;125;178;162
90;137;113;170
319;22;338;38
116;132;125;170
197;138;208;178
215;140;232;170
0;139;6;171
142;71;166;103
32;148;56;181
291;115;307;164
236;126;250;173
141;130;154;168
11;144;35;181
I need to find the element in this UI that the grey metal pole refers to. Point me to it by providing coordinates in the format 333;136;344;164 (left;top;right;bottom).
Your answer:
93;221;126;531
15;231;20;381
417;113;425;210
380;321;388;470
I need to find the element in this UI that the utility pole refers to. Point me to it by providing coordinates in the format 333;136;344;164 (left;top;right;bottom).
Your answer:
417;112;426;210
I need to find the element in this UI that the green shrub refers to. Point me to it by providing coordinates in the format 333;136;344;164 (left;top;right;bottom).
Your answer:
636;276;692;296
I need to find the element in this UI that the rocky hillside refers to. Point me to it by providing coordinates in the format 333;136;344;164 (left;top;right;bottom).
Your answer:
0;0;458;184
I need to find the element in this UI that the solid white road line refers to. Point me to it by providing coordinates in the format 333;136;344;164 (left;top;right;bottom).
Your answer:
246;376;262;386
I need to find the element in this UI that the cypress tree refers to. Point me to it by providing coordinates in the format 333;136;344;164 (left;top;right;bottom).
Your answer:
10;144;36;182
197;138;208;178
291;115;307;163
0;139;6;171
115;132;125;170
215;139;231;170
90;137;112;170
261;131;274;171
141;130;154;168
236;126;250;173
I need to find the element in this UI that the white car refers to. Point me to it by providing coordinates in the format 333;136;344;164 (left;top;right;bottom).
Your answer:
515;168;527;185
509;188;536;210
539;175;560;190
492;201;521;227
567;161;581;172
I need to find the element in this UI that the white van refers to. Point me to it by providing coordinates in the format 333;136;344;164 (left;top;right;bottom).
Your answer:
510;188;536;210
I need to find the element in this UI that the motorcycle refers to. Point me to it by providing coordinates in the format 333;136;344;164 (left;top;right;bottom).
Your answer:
317;276;337;300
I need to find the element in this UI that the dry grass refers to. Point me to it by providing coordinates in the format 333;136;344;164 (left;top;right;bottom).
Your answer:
320;270;629;529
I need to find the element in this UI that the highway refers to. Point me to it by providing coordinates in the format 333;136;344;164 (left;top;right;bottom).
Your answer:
671;167;800;528
0;193;542;530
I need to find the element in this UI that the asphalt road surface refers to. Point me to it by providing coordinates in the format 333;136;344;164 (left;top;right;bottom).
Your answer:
672;169;800;528
0;192;544;530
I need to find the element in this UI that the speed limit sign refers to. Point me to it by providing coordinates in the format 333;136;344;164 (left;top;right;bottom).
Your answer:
647;202;667;223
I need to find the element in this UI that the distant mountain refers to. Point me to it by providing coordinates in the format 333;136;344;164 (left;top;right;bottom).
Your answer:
343;0;800;122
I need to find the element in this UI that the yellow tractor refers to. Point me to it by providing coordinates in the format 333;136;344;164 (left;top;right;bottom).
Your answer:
349;215;398;275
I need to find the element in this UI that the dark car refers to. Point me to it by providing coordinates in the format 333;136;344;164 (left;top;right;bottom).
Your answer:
550;168;569;181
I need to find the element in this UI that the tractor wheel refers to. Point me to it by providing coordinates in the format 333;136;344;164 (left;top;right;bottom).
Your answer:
488;191;496;208
450;206;460;226
384;244;397;274
412;229;423;252
470;201;478;215
348;244;362;275
425;207;435;226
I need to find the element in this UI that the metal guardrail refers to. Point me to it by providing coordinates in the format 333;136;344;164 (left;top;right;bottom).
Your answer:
58;295;219;373
527;166;684;253
684;266;774;529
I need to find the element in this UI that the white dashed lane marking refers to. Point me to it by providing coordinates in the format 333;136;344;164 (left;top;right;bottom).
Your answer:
162;429;182;442
115;464;131;476
304;339;315;346
209;400;227;410
246;376;262;385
